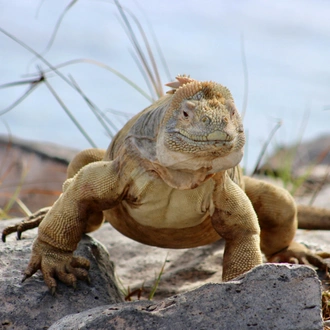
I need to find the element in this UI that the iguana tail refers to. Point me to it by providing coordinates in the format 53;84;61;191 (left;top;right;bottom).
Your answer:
297;205;330;230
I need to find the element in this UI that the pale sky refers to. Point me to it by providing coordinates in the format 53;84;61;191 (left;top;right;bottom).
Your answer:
1;0;330;171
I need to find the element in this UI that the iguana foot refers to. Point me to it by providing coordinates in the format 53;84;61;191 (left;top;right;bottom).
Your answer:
2;207;50;242
23;238;90;294
267;241;330;273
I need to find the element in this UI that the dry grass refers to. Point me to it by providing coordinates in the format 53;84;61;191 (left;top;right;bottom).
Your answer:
323;290;330;321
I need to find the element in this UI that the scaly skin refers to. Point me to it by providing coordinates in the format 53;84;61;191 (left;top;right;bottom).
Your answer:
2;75;330;293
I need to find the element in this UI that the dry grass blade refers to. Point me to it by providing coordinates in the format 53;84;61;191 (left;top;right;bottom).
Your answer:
133;1;172;82
252;120;282;176
115;272;129;298
323;290;330;323
125;8;163;97
102;108;133;127
0;27;72;87
0;76;43;89
0;84;39;116
114;0;164;99
0;28;114;146
127;47;157;101
23;58;153;102
240;34;249;120
0;0;166;145
100;109;127;129
68;75;116;138
14;198;32;217
114;1;156;94
43;77;97;147
104;108;134;119
38;0;78;57
0;122;12;178
1;166;29;218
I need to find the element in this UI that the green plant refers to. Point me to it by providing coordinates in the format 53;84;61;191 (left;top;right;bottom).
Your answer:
115;254;168;301
148;253;168;300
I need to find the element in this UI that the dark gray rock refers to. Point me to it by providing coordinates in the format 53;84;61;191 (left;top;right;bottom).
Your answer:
0;234;123;330
50;264;323;330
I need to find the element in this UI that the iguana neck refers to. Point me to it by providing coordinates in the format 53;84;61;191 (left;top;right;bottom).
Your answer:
151;162;215;190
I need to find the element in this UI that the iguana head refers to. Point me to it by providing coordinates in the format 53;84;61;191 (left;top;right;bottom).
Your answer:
156;75;245;172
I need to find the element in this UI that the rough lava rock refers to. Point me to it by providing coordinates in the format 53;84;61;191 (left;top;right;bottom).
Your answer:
0;234;123;330
0;219;330;330
49;264;323;330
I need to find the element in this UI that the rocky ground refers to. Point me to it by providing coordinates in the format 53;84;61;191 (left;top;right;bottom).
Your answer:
1;218;328;330
0;135;329;329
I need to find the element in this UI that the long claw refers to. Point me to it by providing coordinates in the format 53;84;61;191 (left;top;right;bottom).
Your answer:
19;237;91;292
1;207;50;242
21;274;29;283
86;275;91;285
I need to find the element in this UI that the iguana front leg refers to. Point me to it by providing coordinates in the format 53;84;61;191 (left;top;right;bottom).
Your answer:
24;159;126;293
211;172;263;281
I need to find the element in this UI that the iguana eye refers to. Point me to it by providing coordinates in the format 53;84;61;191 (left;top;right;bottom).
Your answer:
227;101;236;118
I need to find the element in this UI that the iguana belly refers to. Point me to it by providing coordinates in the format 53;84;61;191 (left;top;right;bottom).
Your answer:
123;176;215;229
104;172;222;248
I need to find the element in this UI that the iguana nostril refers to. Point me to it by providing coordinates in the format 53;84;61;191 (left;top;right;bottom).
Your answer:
201;116;211;125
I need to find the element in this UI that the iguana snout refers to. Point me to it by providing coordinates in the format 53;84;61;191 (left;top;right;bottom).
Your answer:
175;98;238;144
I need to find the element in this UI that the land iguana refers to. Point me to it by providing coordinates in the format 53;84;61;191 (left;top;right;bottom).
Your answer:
2;75;330;294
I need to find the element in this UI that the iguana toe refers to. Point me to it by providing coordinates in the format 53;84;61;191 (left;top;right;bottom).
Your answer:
268;241;330;273
2;207;50;241
22;252;42;282
71;256;90;270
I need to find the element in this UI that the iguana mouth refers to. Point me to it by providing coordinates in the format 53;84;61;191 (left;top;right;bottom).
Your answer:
178;129;234;143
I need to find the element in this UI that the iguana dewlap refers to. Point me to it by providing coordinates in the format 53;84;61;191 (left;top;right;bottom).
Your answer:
2;75;330;293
